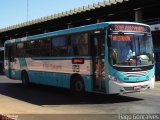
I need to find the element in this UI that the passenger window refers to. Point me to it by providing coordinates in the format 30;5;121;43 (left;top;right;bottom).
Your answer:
69;33;89;56
52;36;67;56
16;43;25;57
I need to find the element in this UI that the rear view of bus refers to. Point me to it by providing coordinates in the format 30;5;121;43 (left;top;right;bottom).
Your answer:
107;22;155;94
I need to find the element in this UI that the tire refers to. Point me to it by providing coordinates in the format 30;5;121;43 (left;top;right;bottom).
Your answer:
22;71;29;85
71;76;85;95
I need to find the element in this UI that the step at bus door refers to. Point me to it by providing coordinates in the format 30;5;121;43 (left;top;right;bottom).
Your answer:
91;34;105;91
6;44;16;78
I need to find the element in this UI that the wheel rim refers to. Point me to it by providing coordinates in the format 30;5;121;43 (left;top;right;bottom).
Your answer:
75;81;83;92
22;74;26;84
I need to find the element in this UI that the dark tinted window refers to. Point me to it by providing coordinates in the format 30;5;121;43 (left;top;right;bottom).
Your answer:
0;51;3;61
25;38;52;57
68;33;89;56
16;42;25;57
13;32;90;58
5;44;16;60
5;45;9;60
52;36;67;56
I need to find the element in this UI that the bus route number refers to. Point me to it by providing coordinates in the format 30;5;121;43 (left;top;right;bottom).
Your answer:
73;65;80;72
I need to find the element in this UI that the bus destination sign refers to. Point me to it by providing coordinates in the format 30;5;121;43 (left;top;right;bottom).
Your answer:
114;24;145;32
112;35;131;42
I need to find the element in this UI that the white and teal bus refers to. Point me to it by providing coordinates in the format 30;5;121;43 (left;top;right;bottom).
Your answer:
4;22;155;94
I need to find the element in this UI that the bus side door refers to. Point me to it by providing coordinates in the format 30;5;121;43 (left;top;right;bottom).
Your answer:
91;34;105;91
6;44;16;78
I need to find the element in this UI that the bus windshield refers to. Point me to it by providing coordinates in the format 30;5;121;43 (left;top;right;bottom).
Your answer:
110;34;154;66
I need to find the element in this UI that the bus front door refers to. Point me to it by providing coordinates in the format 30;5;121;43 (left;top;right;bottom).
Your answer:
92;34;105;91
7;45;16;78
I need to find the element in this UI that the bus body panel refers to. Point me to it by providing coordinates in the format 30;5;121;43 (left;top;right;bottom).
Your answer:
108;66;155;94
4;22;155;95
5;57;94;92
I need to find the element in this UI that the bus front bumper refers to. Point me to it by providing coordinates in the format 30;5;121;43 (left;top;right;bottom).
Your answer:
108;75;155;94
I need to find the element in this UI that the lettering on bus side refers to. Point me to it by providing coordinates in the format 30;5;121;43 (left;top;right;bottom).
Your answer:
72;65;80;72
43;64;62;70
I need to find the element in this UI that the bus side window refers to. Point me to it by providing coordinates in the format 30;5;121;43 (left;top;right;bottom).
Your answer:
6;44;16;61
16;42;25;57
69;33;89;56
5;45;9;60
68;38;74;56
52;36;68;56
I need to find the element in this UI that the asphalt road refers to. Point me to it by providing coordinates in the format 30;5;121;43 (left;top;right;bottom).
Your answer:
0;75;160;120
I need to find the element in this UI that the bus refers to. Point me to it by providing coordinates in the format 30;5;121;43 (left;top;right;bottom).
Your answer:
4;22;155;94
0;47;4;74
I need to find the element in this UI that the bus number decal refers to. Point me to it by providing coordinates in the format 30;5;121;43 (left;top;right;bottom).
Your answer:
73;65;80;72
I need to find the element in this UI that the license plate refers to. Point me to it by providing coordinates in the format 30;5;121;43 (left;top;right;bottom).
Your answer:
133;86;141;90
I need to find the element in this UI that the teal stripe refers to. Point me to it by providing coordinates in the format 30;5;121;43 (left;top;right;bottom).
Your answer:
5;22;109;44
27;70;93;91
27;22;108;41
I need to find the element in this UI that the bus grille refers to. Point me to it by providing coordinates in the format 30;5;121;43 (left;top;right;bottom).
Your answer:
121;71;149;77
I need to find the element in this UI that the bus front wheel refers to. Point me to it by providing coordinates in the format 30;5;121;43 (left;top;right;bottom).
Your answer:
22;71;29;85
71;75;85;95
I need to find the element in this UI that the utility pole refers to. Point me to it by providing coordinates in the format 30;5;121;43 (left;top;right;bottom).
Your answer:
27;0;29;21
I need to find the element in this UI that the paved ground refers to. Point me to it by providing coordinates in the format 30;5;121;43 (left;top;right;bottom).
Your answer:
0;75;160;120
155;81;160;88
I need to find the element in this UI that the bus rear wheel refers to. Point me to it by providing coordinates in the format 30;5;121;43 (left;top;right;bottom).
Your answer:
71;76;85;95
22;71;29;85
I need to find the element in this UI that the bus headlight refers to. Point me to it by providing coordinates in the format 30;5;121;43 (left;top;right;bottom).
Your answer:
108;75;117;81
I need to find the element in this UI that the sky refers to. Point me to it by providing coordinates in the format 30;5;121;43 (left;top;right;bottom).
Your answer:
0;0;105;29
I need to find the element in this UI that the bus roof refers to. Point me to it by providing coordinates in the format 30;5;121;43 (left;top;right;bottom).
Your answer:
5;22;150;44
